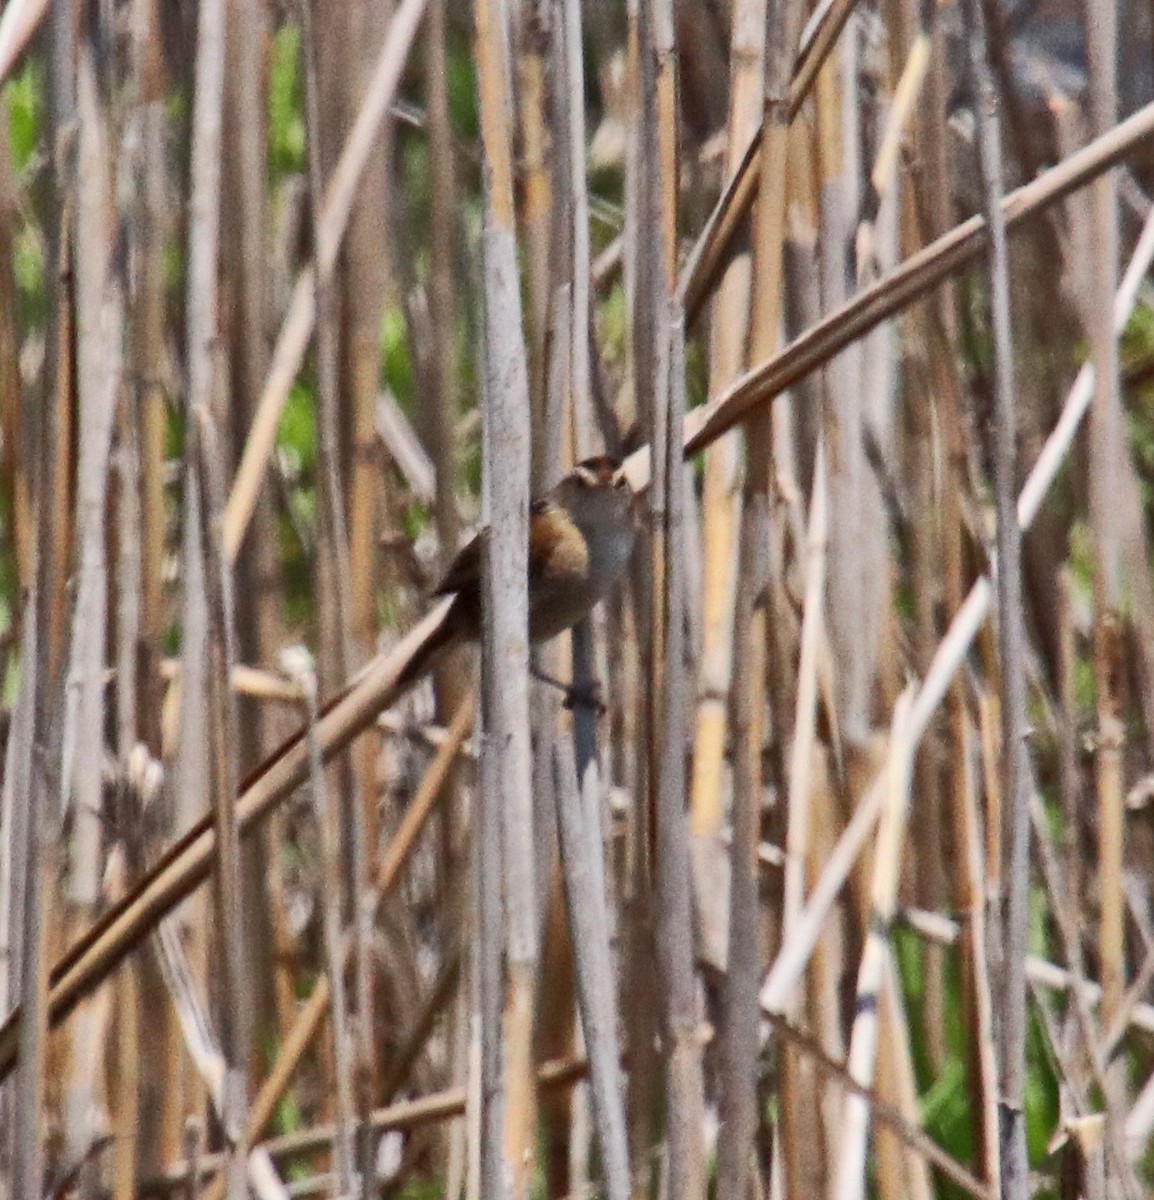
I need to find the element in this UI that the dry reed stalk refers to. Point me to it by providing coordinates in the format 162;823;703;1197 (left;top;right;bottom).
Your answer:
518;5;552;427
653;307;705;1200
898;0;948;1090
11;0;77;1181
198;693;473;1200
832;688;914;1200
472;0;538;1191
956;703;1002;1188
61;28;124;1185
649;7;705;1195
625;96;1154;486
0;109;27;595
424;0;466;750
563;0;593;463
552;738;631;1200
3;607;44;1198
219;0;285;1071
345;0;394;694
0;597;456;1083
959;0;1030;1192
1083;0;1129;1153
223;0;428;563
297;6;380;1188
185;2;252;1188
717;470;769;1200
876;953;934;1200
160;1057;591;1193
293;655;356;1193
112;929;139;1200
678;0;862;319
65;1;120;944
618;1;660;1192
779;437;827;983
688;0;765;971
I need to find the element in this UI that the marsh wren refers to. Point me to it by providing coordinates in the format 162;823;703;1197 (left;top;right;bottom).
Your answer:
397;455;637;687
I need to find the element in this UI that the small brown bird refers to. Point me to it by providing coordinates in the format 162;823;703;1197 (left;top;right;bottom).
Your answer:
396;454;638;689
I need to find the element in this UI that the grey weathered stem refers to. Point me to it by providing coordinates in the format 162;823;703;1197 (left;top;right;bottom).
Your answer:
11;0;74;1186
185;0;249;1195
298;3;375;1192
474;0;537;1193
62;30;123;1180
958;1;1029;1195
297;661;356;1194
655;300;705;1200
552;739;631;1200
1083;0;1128;1161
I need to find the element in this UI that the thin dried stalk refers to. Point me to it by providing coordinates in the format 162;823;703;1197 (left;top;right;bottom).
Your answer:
618;96;1154;485
678;0;862;318
0;597;456;1083
552;738;631;1200
294;656;356;1194
223;0;429;562
1083;0;1127;1146
424;0;461;566
197;693;473;1200
161;1056;590;1194
716;474;769;1199
62;30;123;1180
688;0;765;970
654;309;705;1200
959;0;1031;1193
832;689;919;1200
0;105;27;593
473;0;538;1191
563;0;593;459
297;5;378;1190
186;0;250;1182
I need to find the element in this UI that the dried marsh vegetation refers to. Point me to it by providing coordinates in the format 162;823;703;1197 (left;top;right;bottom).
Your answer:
1;1;1154;1198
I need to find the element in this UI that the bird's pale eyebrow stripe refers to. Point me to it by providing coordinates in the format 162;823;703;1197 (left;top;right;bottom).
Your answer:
574;464;600;486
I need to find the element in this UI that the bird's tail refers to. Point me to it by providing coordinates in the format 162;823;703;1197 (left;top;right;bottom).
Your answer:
392;594;465;693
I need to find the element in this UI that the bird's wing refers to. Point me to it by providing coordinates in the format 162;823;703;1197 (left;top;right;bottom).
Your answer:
528;500;588;583
434;527;487;597
435;498;587;597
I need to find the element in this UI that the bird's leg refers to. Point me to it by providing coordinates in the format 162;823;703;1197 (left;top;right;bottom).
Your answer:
530;664;605;714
